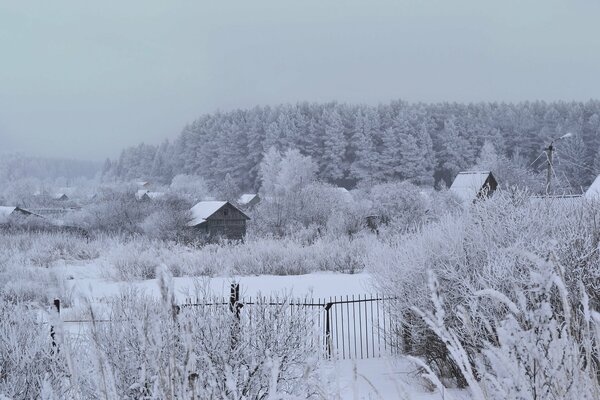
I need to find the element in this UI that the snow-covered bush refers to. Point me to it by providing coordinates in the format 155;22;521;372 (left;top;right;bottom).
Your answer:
371;190;600;384
0;302;74;399
412;263;600;399
79;269;323;398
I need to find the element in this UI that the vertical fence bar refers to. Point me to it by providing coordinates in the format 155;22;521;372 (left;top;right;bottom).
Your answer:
358;294;363;359
370;296;375;358
375;296;381;357
352;295;357;359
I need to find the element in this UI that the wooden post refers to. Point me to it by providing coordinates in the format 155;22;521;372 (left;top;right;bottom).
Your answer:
229;283;242;350
50;299;60;353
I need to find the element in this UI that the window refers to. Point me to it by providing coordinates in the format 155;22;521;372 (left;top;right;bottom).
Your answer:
223;208;229;216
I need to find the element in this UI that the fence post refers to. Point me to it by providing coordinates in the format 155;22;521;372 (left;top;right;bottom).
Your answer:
50;298;60;354
324;302;333;358
229;283;242;350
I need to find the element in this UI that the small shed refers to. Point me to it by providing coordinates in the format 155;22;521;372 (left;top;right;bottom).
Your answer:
237;193;260;208
450;171;498;203
187;201;250;240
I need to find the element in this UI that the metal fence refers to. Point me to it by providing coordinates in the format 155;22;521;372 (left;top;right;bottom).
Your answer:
55;284;398;360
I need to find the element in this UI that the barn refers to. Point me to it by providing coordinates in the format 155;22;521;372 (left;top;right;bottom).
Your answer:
187;201;250;240
450;171;498;203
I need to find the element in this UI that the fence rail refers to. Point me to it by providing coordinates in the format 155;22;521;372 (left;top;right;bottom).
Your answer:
54;284;398;360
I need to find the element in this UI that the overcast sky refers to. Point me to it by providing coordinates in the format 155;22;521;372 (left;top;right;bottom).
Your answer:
1;0;599;161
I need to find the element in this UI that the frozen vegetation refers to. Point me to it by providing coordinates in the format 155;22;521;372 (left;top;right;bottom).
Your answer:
2;104;600;398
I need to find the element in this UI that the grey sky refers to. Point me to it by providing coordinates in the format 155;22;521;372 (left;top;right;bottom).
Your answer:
1;0;599;160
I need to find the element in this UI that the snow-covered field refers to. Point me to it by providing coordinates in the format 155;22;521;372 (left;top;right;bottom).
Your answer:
50;261;467;399
57;261;375;304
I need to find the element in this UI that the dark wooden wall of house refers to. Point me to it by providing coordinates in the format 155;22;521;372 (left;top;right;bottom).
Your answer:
201;203;248;240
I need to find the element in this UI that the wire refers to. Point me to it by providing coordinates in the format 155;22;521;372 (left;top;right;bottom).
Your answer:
555;156;598;175
529;150;548;168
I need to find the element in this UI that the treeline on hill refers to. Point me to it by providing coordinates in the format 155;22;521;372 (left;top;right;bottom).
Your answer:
103;100;600;191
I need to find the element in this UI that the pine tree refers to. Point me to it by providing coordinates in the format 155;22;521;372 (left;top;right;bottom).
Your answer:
321;107;346;182
349;107;379;183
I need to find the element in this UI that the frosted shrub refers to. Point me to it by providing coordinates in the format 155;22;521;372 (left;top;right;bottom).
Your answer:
109;238;163;280
413;263;600;400
371;190;600;384
82;271;323;399
0;303;74;399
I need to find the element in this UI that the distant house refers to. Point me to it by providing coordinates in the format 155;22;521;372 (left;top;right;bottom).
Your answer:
54;187;77;201
135;190;165;201
449;171;498;203
187;201;250;240
237;193;260;208
0;206;43;224
530;194;583;207
136;181;151;189
54;193;70;201
335;187;353;203
586;175;600;200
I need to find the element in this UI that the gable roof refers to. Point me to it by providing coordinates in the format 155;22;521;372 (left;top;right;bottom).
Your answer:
0;206;42;223
188;201;250;226
530;194;583;207
586;175;600;199
238;193;258;205
0;206;16;219
450;171;495;203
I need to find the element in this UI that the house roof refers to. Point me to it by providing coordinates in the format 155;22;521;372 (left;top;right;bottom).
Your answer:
188;201;249;226
136;190;165;200
450;171;495;203
188;201;228;226
238;193;258;205
530;194;583;207
586;175;600;199
0;206;42;222
0;206;16;220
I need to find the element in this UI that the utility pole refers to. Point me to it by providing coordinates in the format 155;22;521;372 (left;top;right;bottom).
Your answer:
545;142;554;195
544;133;572;196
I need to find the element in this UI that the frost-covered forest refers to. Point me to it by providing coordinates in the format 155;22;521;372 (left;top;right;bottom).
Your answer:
104;100;600;191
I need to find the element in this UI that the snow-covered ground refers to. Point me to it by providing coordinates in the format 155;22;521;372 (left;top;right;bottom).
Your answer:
56;261;375;304
51;261;468;399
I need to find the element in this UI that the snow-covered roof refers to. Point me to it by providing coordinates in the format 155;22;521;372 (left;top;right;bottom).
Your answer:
238;194;258;205
335;187;353;202
136;190;165;200
188;201;228;226
57;187;77;196
586;175;600;199
530;194;583;207
136;189;148;200
0;206;43;222
0;206;16;219
450;171;494;203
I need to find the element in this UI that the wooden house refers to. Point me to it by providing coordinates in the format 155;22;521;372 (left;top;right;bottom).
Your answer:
237;193;260;208
586;175;600;200
450;171;498;203
0;206;44;224
530;194;583;208
187;201;250;240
